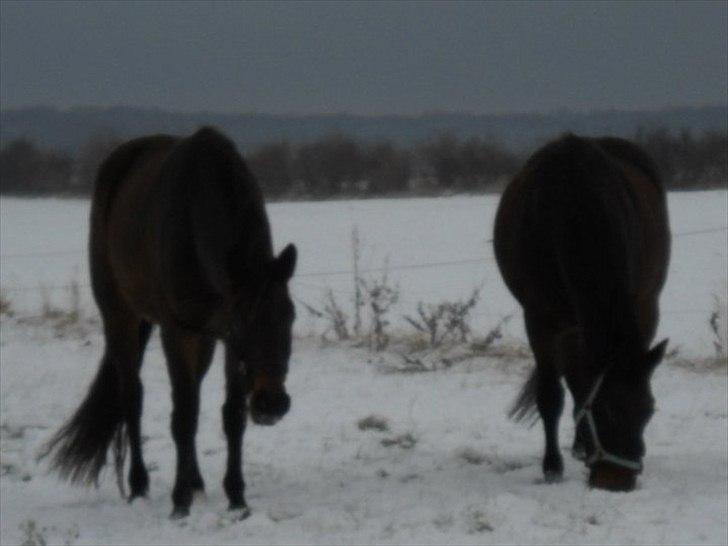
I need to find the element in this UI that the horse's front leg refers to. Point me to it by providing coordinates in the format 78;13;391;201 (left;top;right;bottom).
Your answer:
222;343;250;517
161;327;213;519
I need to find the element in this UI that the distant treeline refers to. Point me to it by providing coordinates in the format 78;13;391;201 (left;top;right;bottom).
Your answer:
3;105;726;153
1;129;726;198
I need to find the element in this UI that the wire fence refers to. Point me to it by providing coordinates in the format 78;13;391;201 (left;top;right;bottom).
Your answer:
1;225;726;262
1;225;726;319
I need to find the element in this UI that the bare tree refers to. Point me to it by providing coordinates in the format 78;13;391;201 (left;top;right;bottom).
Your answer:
247;141;294;197
73;133;123;194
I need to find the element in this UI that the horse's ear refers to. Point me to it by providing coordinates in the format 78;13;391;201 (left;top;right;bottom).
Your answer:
272;243;297;282
643;338;669;376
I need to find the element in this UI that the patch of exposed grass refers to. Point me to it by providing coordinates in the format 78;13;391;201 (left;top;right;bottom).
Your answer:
670;355;728;373
381;432;417;449
357;415;390;432
0;289;14;317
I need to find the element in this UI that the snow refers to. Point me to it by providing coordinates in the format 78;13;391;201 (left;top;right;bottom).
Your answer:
1;192;726;545
1;192;726;353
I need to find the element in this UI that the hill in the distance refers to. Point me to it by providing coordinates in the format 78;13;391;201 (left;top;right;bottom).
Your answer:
1;104;725;155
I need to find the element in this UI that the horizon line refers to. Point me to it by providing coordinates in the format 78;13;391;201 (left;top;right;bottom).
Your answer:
2;102;725;119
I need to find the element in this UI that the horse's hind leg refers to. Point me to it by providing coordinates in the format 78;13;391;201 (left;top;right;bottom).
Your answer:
97;312;152;501
189;337;215;493
90;234;152;500
160;325;215;518
525;312;565;482
127;320;153;500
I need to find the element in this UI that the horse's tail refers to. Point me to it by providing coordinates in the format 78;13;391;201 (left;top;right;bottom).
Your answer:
38;357;127;488
508;368;539;426
36;137;164;489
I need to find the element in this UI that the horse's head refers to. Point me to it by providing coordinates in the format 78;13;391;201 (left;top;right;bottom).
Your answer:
571;339;668;492
228;243;297;426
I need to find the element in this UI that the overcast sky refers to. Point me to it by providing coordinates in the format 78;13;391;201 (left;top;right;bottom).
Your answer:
1;1;726;115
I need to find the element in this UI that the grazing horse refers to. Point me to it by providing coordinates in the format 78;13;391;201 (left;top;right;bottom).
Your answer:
40;127;297;518
493;134;670;491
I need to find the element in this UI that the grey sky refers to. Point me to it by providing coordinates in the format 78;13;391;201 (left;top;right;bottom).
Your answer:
1;0;726;115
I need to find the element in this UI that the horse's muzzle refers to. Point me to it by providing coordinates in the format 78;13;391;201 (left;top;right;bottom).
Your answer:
249;389;291;426
588;462;638;492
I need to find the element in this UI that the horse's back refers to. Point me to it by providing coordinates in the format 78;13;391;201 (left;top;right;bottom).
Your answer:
494;135;621;311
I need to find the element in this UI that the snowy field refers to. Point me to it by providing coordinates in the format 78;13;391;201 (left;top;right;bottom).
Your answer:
1;192;726;545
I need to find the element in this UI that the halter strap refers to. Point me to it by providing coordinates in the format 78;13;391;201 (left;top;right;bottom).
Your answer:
574;373;643;473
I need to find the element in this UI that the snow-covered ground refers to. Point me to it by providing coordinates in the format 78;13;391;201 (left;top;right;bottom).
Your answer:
1;192;726;545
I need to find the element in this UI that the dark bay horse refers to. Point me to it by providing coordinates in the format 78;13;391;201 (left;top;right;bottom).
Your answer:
41;127;297;518
494;134;670;491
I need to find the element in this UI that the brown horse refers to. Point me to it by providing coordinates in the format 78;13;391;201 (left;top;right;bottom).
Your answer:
40;127;297;518
494;134;670;491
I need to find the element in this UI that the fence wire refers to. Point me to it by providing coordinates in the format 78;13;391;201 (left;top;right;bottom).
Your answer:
1;223;726;319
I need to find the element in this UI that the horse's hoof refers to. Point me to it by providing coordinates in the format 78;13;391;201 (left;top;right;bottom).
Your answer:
228;503;251;521
571;444;587;461
170;506;190;520
190;475;205;493
544;471;563;484
127;493;147;504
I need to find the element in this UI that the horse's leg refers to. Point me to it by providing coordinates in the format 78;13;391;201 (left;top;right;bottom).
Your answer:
571;421;589;461
189;336;215;494
126;320;153;500
525;311;564;482
160;326;211;518
95;303;150;500
556;328;589;461
79;310;145;499
222;343;250;514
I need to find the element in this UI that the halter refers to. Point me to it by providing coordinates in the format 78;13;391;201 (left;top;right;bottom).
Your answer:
573;373;643;472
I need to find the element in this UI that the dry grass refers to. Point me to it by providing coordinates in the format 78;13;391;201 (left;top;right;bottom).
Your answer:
0;290;14;317
357;415;390;432
10;279;99;339
380;432;417;449
669;355;728;373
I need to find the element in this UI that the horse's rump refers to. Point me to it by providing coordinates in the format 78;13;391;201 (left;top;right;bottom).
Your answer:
495;134;670;366
93;127;273;330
